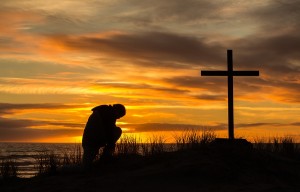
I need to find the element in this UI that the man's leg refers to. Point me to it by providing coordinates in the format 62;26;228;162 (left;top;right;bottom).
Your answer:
112;126;122;143
102;127;122;159
82;146;99;169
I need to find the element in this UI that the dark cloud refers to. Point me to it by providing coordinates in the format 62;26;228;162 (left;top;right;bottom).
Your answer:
127;122;300;133
183;29;300;103
236;123;283;128
245;0;300;32
236;122;300;129
0;117;83;130
0;59;97;78
0;103;85;141
48;122;85;128
0;37;17;49
291;122;300;126
0;103;85;115
114;0;222;26
228;9;300;80
96;81;189;95
232;32;300;102
193;94;226;101
234;33;300;70
0;117;43;129
126;123;227;132
164;76;227;90
0;127;82;141
163;75;262;101
268;81;300;103
0;117;83;141
56;32;224;68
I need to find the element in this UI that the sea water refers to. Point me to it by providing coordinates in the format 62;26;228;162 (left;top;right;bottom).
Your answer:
0;143;81;178
0;142;194;178
0;143;175;178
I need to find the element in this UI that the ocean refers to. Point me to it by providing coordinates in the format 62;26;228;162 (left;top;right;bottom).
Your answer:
0;143;82;178
0;142;175;178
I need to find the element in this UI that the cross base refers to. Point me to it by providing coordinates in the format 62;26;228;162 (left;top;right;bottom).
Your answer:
211;138;253;150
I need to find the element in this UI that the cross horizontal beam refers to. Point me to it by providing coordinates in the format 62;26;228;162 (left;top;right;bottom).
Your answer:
201;71;259;76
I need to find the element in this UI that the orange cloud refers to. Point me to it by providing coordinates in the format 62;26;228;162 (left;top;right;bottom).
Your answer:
0;9;44;57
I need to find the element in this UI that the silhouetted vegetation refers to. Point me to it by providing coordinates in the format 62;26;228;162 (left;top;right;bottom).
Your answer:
0;159;18;179
116;135;141;156
1;132;300;179
34;152;59;176
33;144;82;176
2;132;300;192
253;136;299;158
174;129;216;150
62;144;82;165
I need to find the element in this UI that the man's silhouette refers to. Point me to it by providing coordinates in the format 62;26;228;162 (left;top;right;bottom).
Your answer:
82;104;126;168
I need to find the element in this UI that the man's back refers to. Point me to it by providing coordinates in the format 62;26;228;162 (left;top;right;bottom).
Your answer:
82;105;116;148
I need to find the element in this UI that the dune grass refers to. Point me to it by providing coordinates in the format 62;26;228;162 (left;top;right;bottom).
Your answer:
115;134;167;156
30;133;299;177
142;135;166;156
253;136;299;157
34;144;82;176
116;135;141;156
0;158;18;179
173;129;216;150
63;144;82;165
115;129;216;157
2;131;300;179
35;152;59;176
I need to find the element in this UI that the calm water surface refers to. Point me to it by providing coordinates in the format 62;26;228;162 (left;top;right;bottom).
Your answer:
0;143;81;178
0;143;174;178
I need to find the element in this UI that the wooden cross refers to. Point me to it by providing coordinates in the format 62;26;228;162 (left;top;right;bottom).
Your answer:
201;50;259;140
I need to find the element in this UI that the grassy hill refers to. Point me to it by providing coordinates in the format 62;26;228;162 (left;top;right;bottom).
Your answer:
1;138;300;192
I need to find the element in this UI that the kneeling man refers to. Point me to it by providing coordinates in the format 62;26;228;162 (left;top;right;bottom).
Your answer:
82;104;126;168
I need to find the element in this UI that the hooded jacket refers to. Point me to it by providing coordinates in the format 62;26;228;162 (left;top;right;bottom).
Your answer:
82;105;116;148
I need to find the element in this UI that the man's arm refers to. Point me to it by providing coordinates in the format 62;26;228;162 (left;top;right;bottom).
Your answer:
103;113;117;145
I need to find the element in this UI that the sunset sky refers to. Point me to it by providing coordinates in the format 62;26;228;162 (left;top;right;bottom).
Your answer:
1;0;300;142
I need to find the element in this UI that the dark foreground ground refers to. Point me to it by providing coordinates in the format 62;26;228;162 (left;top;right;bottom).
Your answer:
1;144;300;192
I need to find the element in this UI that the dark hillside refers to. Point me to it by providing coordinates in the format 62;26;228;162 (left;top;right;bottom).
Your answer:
1;143;300;192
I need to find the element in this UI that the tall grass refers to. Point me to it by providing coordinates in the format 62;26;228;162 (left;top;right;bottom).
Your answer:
11;133;299;178
117;130;216;156
63;144;82;165
0;158;18;179
143;135;166;156
253;136;299;157
116;135;141;156
174;129;216;150
281;136;297;156
116;135;167;156
35;152;59;175
35;144;82;176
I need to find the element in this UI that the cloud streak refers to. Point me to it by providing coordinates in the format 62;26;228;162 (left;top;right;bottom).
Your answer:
0;117;83;141
50;32;224;68
0;103;85;115
125;122;300;133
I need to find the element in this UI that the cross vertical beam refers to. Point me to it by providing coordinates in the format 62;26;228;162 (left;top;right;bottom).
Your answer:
227;50;234;140
201;50;259;140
